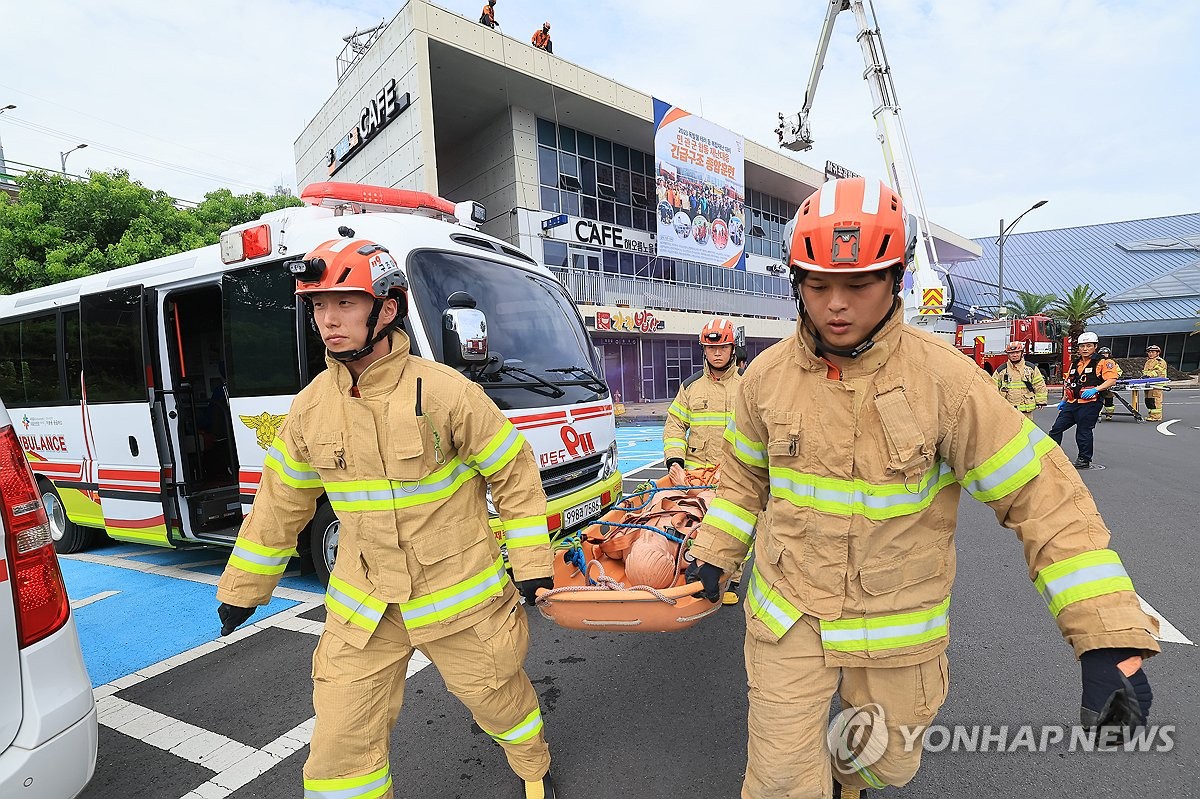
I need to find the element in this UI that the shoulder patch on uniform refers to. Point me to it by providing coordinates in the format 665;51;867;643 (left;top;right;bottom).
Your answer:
682;370;705;389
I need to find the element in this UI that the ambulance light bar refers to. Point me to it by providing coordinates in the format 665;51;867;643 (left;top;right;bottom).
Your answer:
299;182;484;226
219;224;272;265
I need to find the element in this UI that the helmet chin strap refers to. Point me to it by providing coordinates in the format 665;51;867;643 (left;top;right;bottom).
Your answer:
805;297;900;360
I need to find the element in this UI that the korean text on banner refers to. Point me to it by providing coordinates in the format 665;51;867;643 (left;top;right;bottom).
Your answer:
653;98;746;270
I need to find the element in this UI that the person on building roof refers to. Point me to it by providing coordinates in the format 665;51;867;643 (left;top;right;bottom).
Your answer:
664;317;746;604
531;21;553;53
479;0;498;29
994;340;1047;418
686;177;1157;798
215;235;558;799
1049;331;1119;468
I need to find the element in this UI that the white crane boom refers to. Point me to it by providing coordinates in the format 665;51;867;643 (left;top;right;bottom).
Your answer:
776;0;955;338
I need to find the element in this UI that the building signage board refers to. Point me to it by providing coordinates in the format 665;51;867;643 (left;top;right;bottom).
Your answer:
327;78;412;176
591;308;665;334
546;215;656;255
824;160;860;182
652;98;746;270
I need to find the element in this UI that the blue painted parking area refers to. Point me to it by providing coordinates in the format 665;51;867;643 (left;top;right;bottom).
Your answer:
615;422;665;476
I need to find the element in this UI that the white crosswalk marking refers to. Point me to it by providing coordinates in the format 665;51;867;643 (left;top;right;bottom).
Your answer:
1139;595;1194;645
70;590;119;609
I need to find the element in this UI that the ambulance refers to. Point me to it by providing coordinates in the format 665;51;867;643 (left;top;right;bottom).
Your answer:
0;182;622;582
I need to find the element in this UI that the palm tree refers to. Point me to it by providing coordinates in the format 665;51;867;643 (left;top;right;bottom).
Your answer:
1004;290;1057;318
1048;284;1109;343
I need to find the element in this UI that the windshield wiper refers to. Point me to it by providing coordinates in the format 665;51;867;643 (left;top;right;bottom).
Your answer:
546;366;607;393
465;355;565;399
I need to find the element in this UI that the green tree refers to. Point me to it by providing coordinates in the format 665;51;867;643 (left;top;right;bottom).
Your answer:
1004;290;1057;318
0;170;301;295
1048;284;1109;344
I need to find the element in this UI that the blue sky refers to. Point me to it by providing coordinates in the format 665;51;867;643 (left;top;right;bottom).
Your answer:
1;0;1196;238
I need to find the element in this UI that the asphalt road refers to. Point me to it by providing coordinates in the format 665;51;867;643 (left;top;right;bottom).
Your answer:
64;386;1200;799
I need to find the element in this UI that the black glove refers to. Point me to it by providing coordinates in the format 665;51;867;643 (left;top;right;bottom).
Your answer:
218;603;255;636
665;457;685;471
516;577;554;604
685;561;723;603
1080;648;1152;733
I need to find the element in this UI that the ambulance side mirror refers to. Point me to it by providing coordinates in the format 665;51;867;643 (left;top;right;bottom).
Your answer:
443;292;488;365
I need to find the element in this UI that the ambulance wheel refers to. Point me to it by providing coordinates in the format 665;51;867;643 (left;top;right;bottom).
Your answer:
309;503;339;587
40;480;94;555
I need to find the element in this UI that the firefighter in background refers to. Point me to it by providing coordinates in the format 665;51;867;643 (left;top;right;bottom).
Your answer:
735;345;749;375
215;237;558;799
1097;346;1123;421
1143;344;1168;421
479;0;498;29
687;178;1156;799
1049;331;1119;469
994;340;1047;418
664;317;745;604
531;21;553;53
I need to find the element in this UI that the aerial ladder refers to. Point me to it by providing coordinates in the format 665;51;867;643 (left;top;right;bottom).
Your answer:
775;0;956;339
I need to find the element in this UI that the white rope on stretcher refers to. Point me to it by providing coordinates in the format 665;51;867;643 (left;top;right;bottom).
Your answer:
534;558;680;621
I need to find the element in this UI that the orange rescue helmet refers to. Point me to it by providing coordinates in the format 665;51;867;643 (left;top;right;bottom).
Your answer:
699;317;735;347
783;177;915;275
1005;341;1024;355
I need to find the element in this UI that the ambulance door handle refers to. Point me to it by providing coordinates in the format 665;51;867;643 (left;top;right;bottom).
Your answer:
129;436;140;457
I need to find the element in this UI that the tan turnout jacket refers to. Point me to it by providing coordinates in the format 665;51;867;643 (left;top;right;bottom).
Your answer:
691;311;1159;667
663;364;743;469
217;332;551;647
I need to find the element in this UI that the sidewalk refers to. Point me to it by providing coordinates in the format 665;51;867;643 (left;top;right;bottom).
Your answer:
615;400;671;425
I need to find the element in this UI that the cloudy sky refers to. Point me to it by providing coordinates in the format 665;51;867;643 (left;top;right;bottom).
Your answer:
2;0;1196;238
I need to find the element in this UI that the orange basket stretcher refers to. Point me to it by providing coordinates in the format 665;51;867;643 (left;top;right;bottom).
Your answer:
534;467;727;632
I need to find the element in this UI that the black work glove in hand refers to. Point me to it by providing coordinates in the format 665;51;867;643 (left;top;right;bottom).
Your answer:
685;561;723;603
665;457;685;471
218;603;256;636
516;577;554;604
1080;648;1152;734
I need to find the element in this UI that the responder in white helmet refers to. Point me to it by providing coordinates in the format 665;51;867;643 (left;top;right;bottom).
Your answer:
215;235;558;799
1049;331;1119;468
995;341;1047;418
686;178;1158;798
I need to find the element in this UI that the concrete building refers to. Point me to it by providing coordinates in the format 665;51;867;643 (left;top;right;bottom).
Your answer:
950;213;1200;373
294;0;981;401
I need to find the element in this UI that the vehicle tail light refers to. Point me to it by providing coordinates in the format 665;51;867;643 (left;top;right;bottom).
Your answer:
0;424;71;648
219;224;272;264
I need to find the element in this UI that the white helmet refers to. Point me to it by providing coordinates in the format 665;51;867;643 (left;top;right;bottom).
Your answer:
1077;332;1099;344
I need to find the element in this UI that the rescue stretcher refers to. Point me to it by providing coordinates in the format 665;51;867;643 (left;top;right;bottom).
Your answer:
1098;376;1170;422
535;466;726;632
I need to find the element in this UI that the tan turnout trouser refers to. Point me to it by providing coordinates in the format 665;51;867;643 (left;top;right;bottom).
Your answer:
304;602;550;798
742;613;949;799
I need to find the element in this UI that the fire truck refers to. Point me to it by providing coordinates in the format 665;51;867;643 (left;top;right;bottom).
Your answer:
954;314;1065;380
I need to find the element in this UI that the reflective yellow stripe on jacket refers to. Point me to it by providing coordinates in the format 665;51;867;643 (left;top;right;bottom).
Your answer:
961;419;1056;502
264;437;322;489
704;497;756;548
724;416;768;469
502;516;551;549
1035;549;1134;617
483;706;544;745
400;555;509;630
227;538;297;576
770;460;957;520
304;762;391;799
324;458;478;512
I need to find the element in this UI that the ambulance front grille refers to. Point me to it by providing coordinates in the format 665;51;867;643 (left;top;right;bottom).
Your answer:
540;454;603;499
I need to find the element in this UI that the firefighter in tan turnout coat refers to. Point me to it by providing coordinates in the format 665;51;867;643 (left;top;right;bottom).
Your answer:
664;317;745;603
215;236;558;799
994;340;1048;418
687;178;1159;799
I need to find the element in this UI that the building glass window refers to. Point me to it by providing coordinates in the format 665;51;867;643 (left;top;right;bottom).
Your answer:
581;196;597;220
538;146;558;187
595;137;612;164
602;250;619;274
599;201;615;223
543;240;568;268
540;186;561;213
558;125;576;153
537;117;557;147
616;204;632;228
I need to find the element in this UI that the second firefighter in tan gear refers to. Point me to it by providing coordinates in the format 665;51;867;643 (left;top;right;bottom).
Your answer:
1142;344;1168;421
214;237;556;799
689;177;1159;799
664;317;745;604
994;341;1047;417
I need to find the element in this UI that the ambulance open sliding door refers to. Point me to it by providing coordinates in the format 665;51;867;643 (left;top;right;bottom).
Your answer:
79;285;173;547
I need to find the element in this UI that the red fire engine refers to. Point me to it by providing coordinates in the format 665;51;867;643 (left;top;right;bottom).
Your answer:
955;314;1066;381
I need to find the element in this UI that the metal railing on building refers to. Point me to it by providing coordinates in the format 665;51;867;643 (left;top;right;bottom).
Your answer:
550;268;795;320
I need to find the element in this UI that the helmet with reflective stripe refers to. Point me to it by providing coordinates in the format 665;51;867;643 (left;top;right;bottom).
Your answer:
1005;341;1024;354
785;177;916;274
1146;344;1161;353
1098;347;1112;356
699;317;735;347
1077;331;1099;344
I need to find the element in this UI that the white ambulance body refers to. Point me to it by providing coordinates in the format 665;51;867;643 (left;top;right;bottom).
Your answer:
0;183;621;581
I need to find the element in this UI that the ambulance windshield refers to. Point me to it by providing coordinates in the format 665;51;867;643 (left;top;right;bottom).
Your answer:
408;251;607;410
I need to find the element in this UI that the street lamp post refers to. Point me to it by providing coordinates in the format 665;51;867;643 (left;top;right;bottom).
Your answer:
60;143;88;174
996;199;1049;315
0;104;15;185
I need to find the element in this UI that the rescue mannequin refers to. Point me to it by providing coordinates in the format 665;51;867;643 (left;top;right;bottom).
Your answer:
688;177;1157;799
994;340;1047;418
663;318;745;604
215;236;557;799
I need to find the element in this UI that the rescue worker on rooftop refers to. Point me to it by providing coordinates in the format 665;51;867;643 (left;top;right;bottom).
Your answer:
479;0;498;29
215;235;558;799
663;317;745;604
687;176;1158;798
995;340;1047;418
531;21;553;53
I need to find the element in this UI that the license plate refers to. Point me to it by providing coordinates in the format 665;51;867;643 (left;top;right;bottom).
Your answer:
563;496;603;529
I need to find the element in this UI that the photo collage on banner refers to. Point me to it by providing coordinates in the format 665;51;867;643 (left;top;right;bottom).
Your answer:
653;98;747;269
